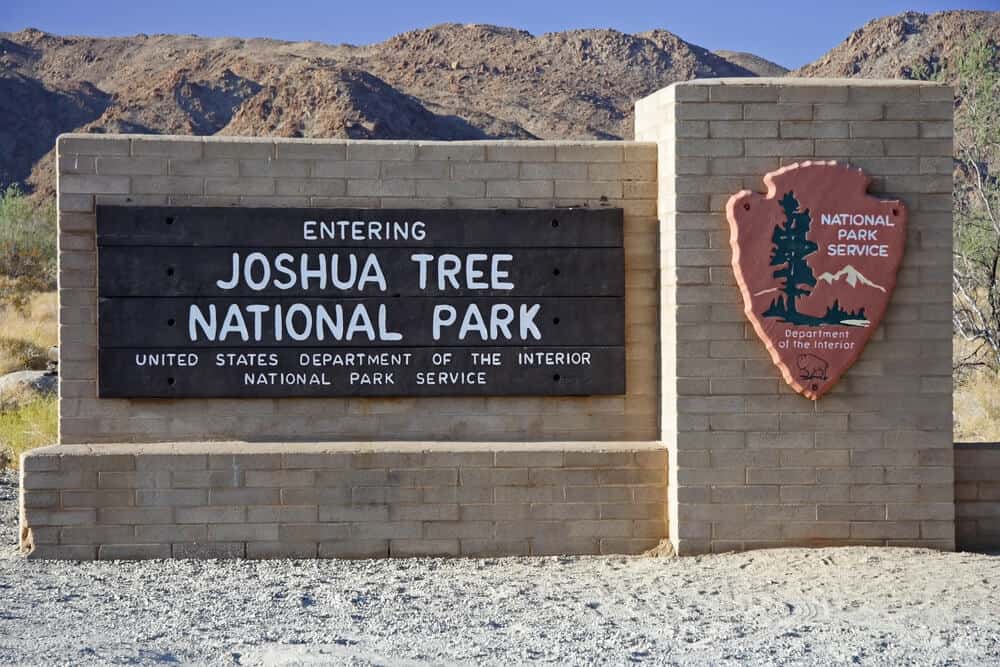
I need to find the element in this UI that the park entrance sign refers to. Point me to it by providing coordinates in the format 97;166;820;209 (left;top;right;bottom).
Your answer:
96;206;625;397
23;79;957;561
726;162;908;400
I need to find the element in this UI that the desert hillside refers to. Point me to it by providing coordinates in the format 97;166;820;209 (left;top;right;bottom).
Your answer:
793;10;1000;79
0;9;997;198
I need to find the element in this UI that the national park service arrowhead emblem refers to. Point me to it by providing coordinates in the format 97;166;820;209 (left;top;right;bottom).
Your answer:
726;161;907;400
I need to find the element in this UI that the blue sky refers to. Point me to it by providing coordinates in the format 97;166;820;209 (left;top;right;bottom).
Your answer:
1;1;996;68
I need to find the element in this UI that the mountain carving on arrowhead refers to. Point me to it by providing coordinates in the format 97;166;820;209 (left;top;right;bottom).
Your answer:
816;265;886;292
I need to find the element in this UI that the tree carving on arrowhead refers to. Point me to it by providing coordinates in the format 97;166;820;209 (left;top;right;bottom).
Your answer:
763;191;818;323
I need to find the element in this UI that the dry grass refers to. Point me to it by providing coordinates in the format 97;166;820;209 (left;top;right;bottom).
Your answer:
0;291;57;375
954;335;1000;442
0;395;57;469
0;291;58;468
955;370;1000;442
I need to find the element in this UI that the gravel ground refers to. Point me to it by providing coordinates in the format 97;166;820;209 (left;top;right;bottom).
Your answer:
2;469;999;665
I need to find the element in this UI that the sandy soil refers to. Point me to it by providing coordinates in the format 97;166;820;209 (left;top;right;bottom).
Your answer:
1;469;998;665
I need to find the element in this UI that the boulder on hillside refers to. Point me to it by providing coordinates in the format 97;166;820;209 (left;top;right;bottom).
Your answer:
0;370;57;402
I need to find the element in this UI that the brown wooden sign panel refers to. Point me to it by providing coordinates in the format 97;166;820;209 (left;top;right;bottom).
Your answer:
96;206;626;398
726;161;907;400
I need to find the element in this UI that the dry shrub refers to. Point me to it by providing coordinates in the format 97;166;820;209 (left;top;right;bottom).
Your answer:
0;291;57;374
955;370;1000;442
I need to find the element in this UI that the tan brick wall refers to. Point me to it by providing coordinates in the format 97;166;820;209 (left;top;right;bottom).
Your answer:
56;137;658;443
636;79;955;554
955;444;1000;550
19;443;667;559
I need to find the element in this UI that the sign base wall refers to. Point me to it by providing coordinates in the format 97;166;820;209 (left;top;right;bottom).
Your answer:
19;442;667;559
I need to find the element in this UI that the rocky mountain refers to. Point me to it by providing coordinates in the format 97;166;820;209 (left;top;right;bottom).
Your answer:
713;50;788;77
0;24;759;197
793;10;1000;79
1;10;996;198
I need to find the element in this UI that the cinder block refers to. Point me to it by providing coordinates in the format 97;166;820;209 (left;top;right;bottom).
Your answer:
461;539;530;556
134;524;207;543
60;175;130;194
59;135;131;156
817;504;886;521
416;180;485;198
209;488;280;506
744;104;813;121
25;544;97;560
282;487;352;505
247;542;318;559
745;139;814;157
22;491;60;509
58;194;95;213
676;139;744;157
675;103;742;120
208;523;279;542
61;525;134;544
781;522;849;539
207;453;281;470
204;140;272;159
313;160;378;179
318;505;389;522
244;470;315;487
388;468;457;487
850;121;919;138
134;137;203;158
346;142;416;161
319;540;389;558
23;471;97;490
98;507;172;525
850;521;919;539
97;157;167;175
98;544;170;560
61;490;133;508
275;141;346;160
708;86;779;103
486;180;553;198
136;454;207;472
710;121;779;138
206;177;274;196
461;504;529;521
172;542;246;559
175;506;245;524
494;451;563;468
417;143;486;161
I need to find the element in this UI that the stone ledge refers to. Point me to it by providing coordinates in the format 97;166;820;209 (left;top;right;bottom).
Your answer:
674;77;952;88
24;441;666;460
57;134;659;150
954;442;1000;450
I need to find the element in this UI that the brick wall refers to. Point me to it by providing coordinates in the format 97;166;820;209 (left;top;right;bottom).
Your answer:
56;137;658;443
955;444;1000;550
636;79;954;554
19;443;667;559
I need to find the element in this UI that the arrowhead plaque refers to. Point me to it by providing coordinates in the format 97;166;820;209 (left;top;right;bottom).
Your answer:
726;161;908;400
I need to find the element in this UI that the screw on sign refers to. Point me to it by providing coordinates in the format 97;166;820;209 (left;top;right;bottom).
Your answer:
726;161;908;400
